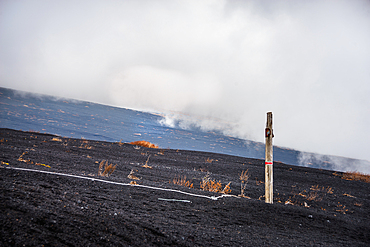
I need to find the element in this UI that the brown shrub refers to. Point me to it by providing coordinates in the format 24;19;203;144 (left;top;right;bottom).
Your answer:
129;141;158;149
222;182;232;194
342;171;370;183
239;170;250;197
142;155;152;168
199;173;230;193
98;160;117;177
51;137;62;142
306;191;322;201
205;158;213;163
127;169;140;180
171;175;193;188
200;179;222;192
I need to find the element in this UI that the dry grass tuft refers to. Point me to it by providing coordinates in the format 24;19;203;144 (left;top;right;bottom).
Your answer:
306;191;322;201
200;179;222;192
285;198;294;205
80;143;93;149
342;171;370;183
35;163;51;168
199;167;208;172
142;164;152;169
129;141;158;149
98;160;117;177
239;170;250;197
310;185;334;194
199;173;231;193
221;182;232;194
205;158;213;163
343;193;356;198
127;169;140;180
336;203;350;214
170;175;193;188
18;152;31;163
310;185;321;191
255;177;264;186
51;137;62;142
326;187;334;194
129;181;138;185
142;155;152;169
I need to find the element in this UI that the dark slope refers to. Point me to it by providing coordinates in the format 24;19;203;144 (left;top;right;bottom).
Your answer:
1;128;369;246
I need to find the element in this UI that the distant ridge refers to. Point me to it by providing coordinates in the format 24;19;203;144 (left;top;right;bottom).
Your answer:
1;87;369;173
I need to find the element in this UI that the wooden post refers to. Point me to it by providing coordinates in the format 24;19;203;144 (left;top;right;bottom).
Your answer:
265;112;274;204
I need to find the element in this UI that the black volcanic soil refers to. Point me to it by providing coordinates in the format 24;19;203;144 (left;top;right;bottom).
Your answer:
1;128;369;246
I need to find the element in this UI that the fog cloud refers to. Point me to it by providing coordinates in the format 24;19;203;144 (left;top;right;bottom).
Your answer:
1;0;370;162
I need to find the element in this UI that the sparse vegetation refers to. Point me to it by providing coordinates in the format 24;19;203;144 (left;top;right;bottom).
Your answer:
129;141;158;149
35;163;51;168
255;177;264;186
336;203;350;214
342;171;370;183
170;175;193;188
239;170;250;198
343;193;356;198
310;185;334;194
98;160;117;177
127;169;140;180
221;182;232;194
205;158;213;163
306;191;321;201
18;151;31;163
17;151;51;167
142;155;152;168
200;173;231;194
79;143;93;149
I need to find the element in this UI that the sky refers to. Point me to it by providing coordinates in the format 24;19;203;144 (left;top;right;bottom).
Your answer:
1;0;370;162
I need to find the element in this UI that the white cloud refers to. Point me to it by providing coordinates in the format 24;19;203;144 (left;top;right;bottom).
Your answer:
1;0;370;162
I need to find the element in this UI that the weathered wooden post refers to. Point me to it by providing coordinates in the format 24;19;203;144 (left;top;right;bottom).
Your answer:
265;112;274;204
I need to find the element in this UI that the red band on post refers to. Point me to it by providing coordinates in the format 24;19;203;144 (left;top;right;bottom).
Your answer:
265;161;273;165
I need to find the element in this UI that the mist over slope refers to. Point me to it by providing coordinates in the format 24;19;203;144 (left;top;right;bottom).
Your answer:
1;0;370;163
1;87;369;173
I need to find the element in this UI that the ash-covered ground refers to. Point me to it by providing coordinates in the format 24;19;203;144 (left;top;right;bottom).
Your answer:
1;128;369;246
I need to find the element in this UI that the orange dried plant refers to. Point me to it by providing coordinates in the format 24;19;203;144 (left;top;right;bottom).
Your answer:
171;175;193;188
239;170;249;197
200;173;223;193
51;137;62;142
221;182;232;194
98;160;117;177
142;155;152;169
205;158;213;163
127;169;140;180
342;171;370;183
306;191;322;202
129;141;158;149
